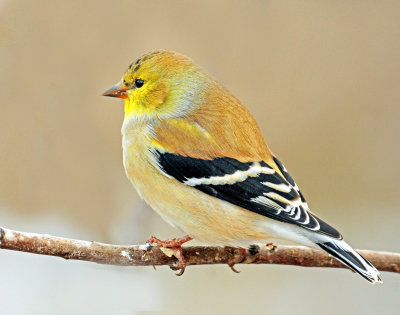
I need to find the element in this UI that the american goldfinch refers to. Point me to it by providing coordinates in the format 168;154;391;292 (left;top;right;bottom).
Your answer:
103;50;381;283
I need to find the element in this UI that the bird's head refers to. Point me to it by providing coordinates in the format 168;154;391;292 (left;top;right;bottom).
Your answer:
103;50;209;123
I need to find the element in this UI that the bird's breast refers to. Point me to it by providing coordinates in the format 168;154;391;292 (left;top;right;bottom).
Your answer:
121;121;156;196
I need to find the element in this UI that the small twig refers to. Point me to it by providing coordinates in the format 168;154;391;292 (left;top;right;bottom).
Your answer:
0;227;399;274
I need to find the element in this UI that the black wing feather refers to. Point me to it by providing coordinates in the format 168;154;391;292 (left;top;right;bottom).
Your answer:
157;153;252;181
156;151;342;239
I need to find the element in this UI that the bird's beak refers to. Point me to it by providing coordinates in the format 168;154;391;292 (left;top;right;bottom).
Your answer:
102;82;128;99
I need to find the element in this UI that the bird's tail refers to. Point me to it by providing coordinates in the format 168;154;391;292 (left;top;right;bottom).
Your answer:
317;239;382;284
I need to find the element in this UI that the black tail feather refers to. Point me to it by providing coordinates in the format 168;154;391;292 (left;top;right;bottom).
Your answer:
317;240;382;283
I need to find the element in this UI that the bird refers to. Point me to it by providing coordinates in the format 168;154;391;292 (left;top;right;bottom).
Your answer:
103;50;381;283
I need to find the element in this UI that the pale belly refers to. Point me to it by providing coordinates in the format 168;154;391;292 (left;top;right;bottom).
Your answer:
129;169;273;245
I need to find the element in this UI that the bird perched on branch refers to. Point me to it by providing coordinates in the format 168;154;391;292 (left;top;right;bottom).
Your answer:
103;50;381;283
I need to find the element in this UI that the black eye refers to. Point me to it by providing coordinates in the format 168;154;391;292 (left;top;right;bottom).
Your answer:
135;79;144;88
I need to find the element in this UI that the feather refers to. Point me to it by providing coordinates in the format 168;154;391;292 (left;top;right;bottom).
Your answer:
155;150;342;239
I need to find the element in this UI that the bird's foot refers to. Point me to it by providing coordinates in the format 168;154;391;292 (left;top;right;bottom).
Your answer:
147;235;192;276
266;242;277;251
228;247;248;273
148;235;193;248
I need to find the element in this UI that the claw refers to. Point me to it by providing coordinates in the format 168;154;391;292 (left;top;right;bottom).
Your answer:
266;242;277;251
228;264;241;273
147;235;192;275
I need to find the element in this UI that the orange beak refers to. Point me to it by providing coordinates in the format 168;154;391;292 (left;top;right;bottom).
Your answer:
102;82;128;99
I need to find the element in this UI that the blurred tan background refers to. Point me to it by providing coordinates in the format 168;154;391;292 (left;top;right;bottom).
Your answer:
1;0;399;314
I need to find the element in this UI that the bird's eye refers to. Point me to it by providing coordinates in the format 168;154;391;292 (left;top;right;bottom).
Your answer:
135;79;144;88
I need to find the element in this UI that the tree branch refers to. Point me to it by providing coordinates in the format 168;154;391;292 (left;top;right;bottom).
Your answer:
0;227;399;274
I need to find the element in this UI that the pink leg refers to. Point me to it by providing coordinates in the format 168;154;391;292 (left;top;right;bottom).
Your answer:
147;235;193;275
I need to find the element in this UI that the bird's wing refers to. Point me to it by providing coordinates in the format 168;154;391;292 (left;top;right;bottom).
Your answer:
155;150;342;239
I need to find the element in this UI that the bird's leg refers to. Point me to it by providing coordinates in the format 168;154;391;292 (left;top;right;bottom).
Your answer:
147;235;192;275
148;235;192;248
266;242;277;251
228;247;248;273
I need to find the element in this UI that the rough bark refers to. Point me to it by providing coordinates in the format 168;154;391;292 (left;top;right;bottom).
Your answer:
1;227;399;274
